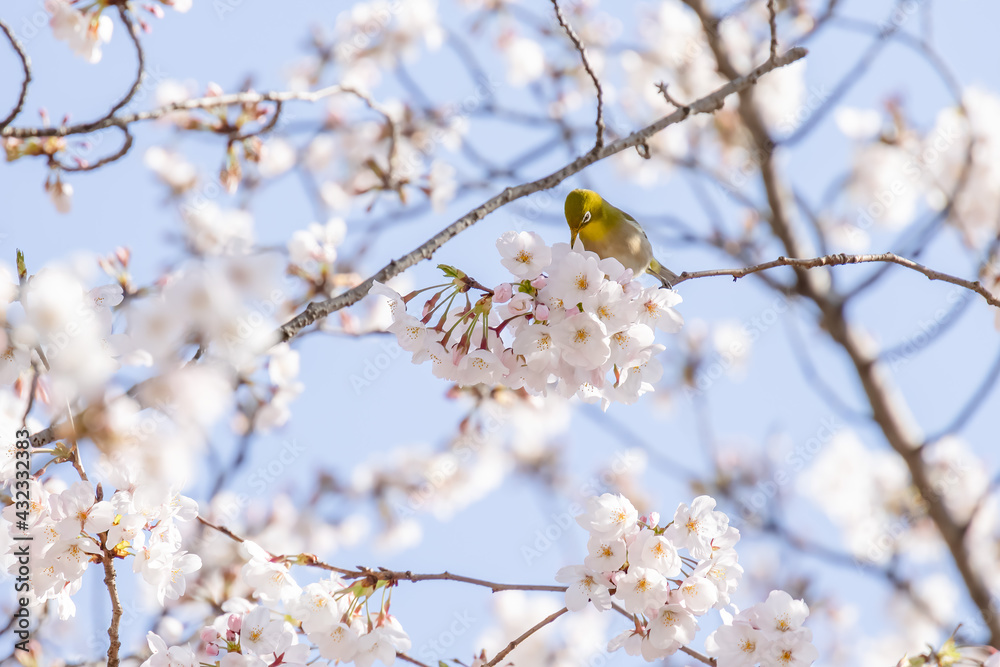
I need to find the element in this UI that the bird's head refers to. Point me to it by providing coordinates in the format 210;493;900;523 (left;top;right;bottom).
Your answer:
564;188;604;249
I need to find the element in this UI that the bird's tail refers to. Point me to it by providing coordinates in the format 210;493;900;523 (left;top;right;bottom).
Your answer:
647;259;680;289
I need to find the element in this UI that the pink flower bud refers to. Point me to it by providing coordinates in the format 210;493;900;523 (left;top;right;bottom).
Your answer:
200;628;219;643
507;293;531;315
115;246;131;266
534;304;549;320
227;613;242;633
493;283;513;303
530;275;548;289
205;644;220;657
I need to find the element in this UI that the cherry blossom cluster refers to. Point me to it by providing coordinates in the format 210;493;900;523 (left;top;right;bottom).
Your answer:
557;493;817;666
372;231;683;408
142;540;411;667
45;0;191;64
2;478;200;618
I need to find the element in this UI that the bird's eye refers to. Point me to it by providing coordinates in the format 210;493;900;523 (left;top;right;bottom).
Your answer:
582;211;592;224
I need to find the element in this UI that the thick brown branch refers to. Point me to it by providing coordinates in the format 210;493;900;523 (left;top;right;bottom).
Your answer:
0;19;31;130
275;46;807;342
550;0;605;148
672;252;1000;309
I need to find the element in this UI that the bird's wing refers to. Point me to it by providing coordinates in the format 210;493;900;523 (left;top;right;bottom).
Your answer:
619;208;651;240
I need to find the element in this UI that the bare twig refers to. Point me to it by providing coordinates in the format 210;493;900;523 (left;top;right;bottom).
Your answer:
101;553;123;667
0;19;31;130
58;126;134;172
484;607;569;667
91;7;146;128
766;0;778;60
3;85;394;139
197;516;568;594
550;0;605;148
671;252;1000;309
329;566;567;594
276;46;808;342
397;653;432;667
655;82;688;110
197;515;246;543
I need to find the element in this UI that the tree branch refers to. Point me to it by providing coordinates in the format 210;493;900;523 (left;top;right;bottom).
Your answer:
483;607;569;667
107;7;145;118
2;84;394;139
197;516;568;593
57;125;134;172
101;552;123;667
550;0;605;148
275;46;808;342
681;0;1000;646
766;0;778;61
0;18;31;130
672;252;1000;309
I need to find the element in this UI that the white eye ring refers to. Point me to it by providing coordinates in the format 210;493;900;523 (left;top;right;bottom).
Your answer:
582;211;592;224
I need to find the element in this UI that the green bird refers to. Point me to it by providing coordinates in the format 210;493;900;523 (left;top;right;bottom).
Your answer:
564;188;680;288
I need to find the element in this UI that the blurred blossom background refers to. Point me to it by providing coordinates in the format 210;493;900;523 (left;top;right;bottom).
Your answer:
1;0;999;666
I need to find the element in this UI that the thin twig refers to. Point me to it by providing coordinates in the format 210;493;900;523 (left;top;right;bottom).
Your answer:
550;0;605;148
0;19;31;130
655;82;688;110
58;126;134;172
197;516;567;594
484;607;569;667
329;566;568;594
766;0;778;61
671;252;1000;309
197;515;246;543
275;46;808;342
397;653;432;667
94;7;146;125
102;552;123;667
3;84;394;139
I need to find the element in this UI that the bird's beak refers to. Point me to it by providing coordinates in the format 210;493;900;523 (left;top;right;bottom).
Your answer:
570;228;579;249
